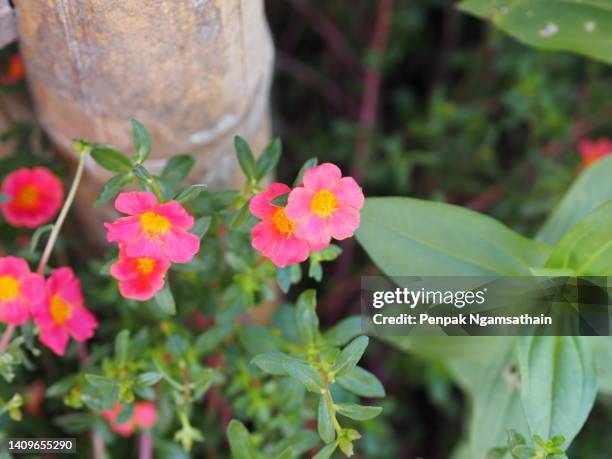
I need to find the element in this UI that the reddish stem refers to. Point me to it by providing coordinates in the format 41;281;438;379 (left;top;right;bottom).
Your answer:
335;0;394;281
139;431;153;459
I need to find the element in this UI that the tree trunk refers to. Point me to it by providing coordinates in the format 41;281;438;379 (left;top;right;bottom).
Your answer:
14;0;273;243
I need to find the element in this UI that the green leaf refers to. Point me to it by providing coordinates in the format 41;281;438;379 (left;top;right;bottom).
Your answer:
114;330;130;367
251;352;300;376
545;201;612;275
90;144;132;173
175;184;207;204
276;266;292;294
459;1;612;66
318;396;336;444
295;290;319;345
191;216;212;239
518;336;597;444
312;442;337;459
324;316;363;347
335;366;385;398
465;339;529;458
335;403;382;421
255;138;282;181
137;371;163;386
230;202;251;230
227;420;257;459
154;284;176;315
283;361;326;393
132;119;152;163
537;157;612;245
161;154;196;188
271;192;289;207
195;324;232;356
293;158;318;187
356;197;549;276
332;336;369;377
238;326;284;355
95;173;133;207
29;224;53;254
234;136;257;181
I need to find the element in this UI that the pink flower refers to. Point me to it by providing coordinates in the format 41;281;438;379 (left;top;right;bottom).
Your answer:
110;245;170;301
285;163;364;247
105;192;200;264
101;401;157;437
578;138;612;168
0;256;45;325
31;268;98;356
1;167;64;228
249;183;312;268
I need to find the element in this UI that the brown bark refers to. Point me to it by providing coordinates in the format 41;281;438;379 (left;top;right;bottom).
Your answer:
14;0;273;242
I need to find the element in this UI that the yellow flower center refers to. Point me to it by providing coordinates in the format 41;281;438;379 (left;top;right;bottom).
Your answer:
14;185;40;209
0;276;20;302
50;294;73;325
310;190;337;217
135;257;156;275
272;208;296;236
140;211;172;238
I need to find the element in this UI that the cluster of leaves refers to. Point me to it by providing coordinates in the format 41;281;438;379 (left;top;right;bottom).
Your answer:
489;430;567;459
0;121;381;458
356;156;612;458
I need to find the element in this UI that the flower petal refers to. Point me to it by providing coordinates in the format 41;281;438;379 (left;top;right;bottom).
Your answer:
328;206;360;240
302;163;341;191
115;192;158;215
285;187;316;221
331;177;364;210
294;216;332;247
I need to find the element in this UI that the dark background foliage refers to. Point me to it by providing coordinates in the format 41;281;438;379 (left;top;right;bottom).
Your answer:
266;1;612;457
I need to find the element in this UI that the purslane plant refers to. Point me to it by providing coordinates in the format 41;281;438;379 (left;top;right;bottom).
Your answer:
0;121;382;458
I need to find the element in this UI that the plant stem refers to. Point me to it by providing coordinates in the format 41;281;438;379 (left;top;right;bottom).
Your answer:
0;325;16;353
138;431;153;459
37;152;87;274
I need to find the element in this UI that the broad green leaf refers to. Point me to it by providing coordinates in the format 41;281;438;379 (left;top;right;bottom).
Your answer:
95;173;133;207
90;145;132;173
283;361;326;393
161;154;196;188
356;198;549;276
518;336;597;444
537;156;612;245
132;119;152;163
323;316;363;347
545;201;612;275
255;138;282;181
335;403;382;421
317;396;336;444
194;324;232;356
335;366;385;398
114;330;130;367
154;284;176;315
276;266;292;294
331;336;369;377
227;420;257;459
458;0;612;65
465;338;529;458
234;136;257;181
312;442;337;459
295;290;319;345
